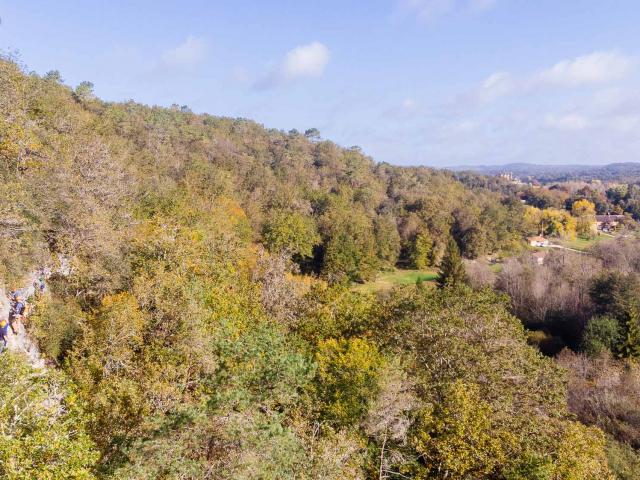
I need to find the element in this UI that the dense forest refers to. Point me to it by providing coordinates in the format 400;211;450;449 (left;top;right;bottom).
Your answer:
1;56;640;479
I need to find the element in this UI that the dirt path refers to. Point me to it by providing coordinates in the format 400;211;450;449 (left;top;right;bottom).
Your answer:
545;244;588;254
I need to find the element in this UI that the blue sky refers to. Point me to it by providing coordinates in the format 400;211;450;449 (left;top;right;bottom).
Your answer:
2;1;640;166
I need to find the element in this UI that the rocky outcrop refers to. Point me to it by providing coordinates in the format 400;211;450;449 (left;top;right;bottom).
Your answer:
2;270;47;369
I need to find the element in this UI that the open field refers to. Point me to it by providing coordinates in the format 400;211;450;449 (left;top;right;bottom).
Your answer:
555;234;613;251
352;268;438;293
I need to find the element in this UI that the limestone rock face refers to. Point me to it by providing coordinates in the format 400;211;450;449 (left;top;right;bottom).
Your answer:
2;270;46;369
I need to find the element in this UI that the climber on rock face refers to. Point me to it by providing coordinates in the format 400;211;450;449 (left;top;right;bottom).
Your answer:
0;316;9;352
33;274;46;294
9;295;26;335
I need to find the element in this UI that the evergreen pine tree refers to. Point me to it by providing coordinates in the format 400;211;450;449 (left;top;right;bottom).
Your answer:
618;308;640;358
437;238;466;288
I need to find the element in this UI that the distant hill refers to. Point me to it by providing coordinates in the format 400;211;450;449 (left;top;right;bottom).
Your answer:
449;162;640;182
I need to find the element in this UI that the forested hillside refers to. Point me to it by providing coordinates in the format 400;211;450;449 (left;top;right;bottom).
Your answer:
453;163;640;183
0;57;529;288
0;57;627;479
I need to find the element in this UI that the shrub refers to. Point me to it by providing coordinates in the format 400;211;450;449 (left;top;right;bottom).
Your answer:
28;297;86;364
314;337;384;427
0;352;98;478
583;315;622;356
605;437;640;480
504;455;554;480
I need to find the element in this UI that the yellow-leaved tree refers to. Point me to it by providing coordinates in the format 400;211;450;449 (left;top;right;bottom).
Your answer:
572;199;598;239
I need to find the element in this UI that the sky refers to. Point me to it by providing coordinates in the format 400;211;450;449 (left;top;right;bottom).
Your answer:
1;1;640;167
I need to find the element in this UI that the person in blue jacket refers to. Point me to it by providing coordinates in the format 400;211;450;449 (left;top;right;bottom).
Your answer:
9;295;26;335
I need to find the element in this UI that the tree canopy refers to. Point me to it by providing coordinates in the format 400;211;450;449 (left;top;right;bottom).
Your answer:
0;56;625;479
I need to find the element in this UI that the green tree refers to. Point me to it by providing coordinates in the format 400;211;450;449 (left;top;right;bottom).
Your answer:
453;206;491;259
504;455;554;480
412;380;505;478
553;422;614;480
373;214;401;266
320;197;379;282
262;210;320;259
619;310;640;358
590;272;640;357
410;231;433;269
0;353;98;479
605;437;640;480
304;127;321;141
74;81;95;102
314;337;384;427
381;287;613;479
27;296;86;365
295;284;380;344
44;70;64;82
582;315;622;356
437;238;466;288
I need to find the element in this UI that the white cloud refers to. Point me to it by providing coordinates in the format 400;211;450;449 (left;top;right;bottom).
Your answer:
577;88;640;134
280;42;330;80
398;0;497;22
256;42;330;89
477;72;515;102
588;87;640;118
475;51;635;103
375;52;640;166
534;51;633;87
543;113;588;131
159;35;207;70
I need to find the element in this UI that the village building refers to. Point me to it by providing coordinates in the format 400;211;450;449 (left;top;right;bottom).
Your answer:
499;172;525;185
531;251;547;266
595;214;625;233
527;235;549;247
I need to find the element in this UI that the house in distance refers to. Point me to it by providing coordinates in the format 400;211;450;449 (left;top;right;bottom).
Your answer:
528;235;549;247
532;250;547;266
595;214;625;233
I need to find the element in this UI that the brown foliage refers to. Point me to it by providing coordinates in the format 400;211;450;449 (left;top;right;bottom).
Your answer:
496;250;600;344
558;349;640;447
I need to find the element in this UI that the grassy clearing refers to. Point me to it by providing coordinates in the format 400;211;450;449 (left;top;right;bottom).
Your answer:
556;234;611;251
353;268;438;293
